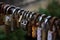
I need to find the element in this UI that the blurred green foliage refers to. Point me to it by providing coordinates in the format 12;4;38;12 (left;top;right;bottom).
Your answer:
39;0;60;18
39;8;51;16
0;29;6;40
7;28;26;40
0;28;26;40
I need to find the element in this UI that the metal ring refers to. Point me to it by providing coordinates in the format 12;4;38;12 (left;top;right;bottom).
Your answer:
17;9;24;13
41;15;51;29
39;14;45;22
50;17;57;31
44;16;51;24
12;7;20;14
4;4;10;10
17;9;24;15
29;12;35;19
24;11;27;18
18;10;25;20
3;4;10;13
26;11;30;18
6;5;16;14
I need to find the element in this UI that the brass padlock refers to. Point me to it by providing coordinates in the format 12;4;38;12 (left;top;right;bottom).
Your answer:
31;13;39;38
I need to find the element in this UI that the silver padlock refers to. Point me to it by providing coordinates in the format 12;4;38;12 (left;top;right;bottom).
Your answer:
47;17;57;40
37;14;46;40
41;16;51;40
20;19;28;31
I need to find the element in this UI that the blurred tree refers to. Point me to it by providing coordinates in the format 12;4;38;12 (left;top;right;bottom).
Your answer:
47;0;60;18
39;0;60;18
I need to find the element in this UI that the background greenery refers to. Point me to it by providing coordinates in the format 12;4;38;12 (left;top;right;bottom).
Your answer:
0;28;26;40
39;0;60;18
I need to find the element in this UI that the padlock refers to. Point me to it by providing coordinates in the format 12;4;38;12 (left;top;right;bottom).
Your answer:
6;6;16;31
23;11;32;40
20;11;32;40
31;12;39;39
11;7;21;28
36;14;47;40
54;19;60;40
6;6;21;31
47;17;55;40
0;3;7;25
47;17;57;40
26;12;36;37
36;14;46;40
10;7;24;31
4;15;11;35
41;16;51;40
0;3;6;25
22;11;28;29
19;10;28;31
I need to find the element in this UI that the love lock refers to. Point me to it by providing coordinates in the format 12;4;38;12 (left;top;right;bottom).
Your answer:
37;14;46;40
48;17;58;40
6;5;16;31
20;19;28;31
20;11;29;31
41;16;51;30
54;19;60;40
41;16;51;40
